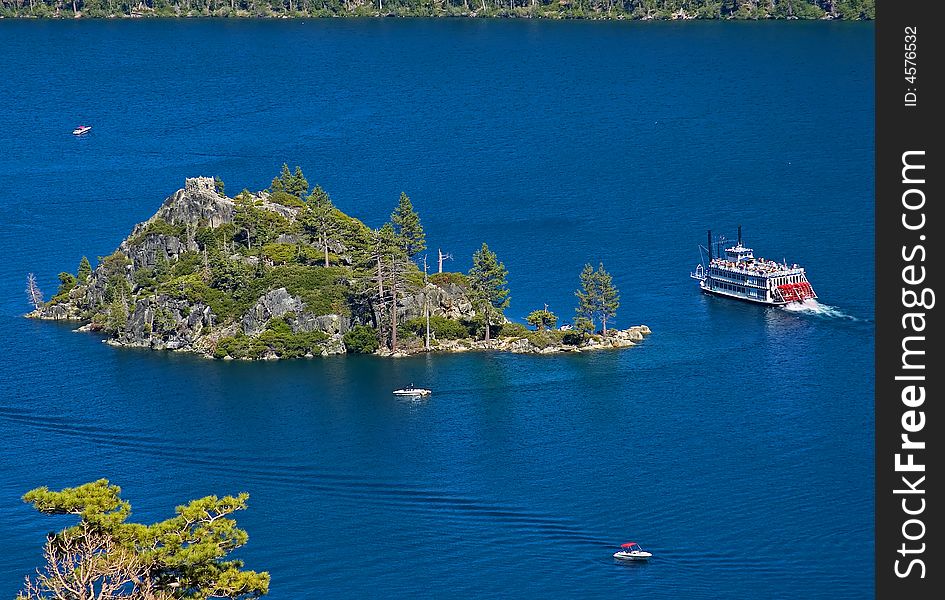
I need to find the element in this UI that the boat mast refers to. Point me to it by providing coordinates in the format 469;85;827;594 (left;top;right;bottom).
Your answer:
707;229;713;260
737;224;742;247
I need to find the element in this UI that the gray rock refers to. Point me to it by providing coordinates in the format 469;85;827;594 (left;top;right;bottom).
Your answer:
242;288;305;335
154;177;235;228
322;334;346;356
289;312;350;335
117;295;215;351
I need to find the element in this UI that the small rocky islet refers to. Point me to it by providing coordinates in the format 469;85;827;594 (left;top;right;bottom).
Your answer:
27;173;650;360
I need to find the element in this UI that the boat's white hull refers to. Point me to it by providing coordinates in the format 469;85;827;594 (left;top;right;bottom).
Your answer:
393;390;431;397
700;285;787;306
613;551;652;561
698;281;817;306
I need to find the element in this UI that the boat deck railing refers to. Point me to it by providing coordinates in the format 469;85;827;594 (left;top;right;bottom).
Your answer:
709;258;804;277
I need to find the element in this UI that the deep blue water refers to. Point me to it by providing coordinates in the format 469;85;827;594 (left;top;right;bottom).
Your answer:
0;19;873;599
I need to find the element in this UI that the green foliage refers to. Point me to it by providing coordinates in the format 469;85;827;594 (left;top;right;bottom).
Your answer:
498;322;529;337
48;272;77;304
404;315;468;340
522;328;567;349
262;242;301;265
268;190;305;208
214;176;226;196
573;316;595;338
20;479;269;599
77;256;92;283
429;272;469;288
172;251;204;278
343;324;379;354
214;326;328;359
266;265;350;316
270;163;308;198
526;308;558;330
562;330;586;346
575;262;620;333
129;218;187;246
234;192;295;249
391;192;426;258
468;243;510;339
104;297;129;333
300;186;345;267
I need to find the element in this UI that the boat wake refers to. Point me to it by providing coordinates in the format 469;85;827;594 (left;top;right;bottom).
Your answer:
780;299;857;320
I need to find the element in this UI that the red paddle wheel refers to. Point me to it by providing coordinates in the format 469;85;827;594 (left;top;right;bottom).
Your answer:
777;282;816;303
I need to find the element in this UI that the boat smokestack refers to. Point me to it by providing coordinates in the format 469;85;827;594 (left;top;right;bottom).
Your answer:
737;225;742;246
707;230;712;260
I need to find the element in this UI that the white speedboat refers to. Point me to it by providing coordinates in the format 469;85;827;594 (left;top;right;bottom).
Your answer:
392;385;431;397
613;542;652;561
72;125;92;135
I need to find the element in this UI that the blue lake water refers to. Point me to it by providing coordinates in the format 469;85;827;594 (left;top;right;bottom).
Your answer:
0;19;874;598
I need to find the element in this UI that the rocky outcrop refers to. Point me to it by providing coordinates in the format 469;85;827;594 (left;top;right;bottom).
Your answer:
152;177;235;228
241;288;351;338
289;313;349;336
430;325;652;355
398;282;475;322
242;288;305;335
113;295;216;351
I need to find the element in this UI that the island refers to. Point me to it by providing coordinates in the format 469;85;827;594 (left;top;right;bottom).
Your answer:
3;1;874;21
27;170;650;359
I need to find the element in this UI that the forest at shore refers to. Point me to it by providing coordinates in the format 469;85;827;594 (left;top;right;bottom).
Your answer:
2;0;875;21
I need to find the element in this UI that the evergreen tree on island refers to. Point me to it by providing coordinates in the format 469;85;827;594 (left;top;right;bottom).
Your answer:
575;262;620;334
270;163;308;199
301;185;343;267
390;192;426;259
468;243;510;342
77;256;92;283
526;306;558;330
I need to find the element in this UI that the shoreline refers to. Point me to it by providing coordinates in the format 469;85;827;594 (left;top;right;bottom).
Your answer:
26;310;650;360
0;7;874;22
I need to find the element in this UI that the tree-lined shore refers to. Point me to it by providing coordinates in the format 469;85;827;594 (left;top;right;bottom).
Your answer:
1;0;874;21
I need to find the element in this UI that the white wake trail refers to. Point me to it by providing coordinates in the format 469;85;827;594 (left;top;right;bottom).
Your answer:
780;299;857;320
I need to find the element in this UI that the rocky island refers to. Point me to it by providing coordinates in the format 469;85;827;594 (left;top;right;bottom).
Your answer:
27;169;649;359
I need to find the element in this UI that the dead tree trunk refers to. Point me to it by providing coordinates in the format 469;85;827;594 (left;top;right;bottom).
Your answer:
376;254;386;348
390;255;398;351
26;273;44;309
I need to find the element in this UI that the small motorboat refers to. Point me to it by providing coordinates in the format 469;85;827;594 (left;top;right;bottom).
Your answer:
392;384;431;397
72;125;92;135
613;542;652;561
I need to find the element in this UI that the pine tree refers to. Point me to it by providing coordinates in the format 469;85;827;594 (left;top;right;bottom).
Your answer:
526;307;558;330
77;256;92;283
575;262;620;334
368;224;402;350
575;263;598;329
302;186;342;267
596;262;620;333
391;192;426;259
468;243;510;342
289;166;309;197
270;164;308;198
271;164;292;193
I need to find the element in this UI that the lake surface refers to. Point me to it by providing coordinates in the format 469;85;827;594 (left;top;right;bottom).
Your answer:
0;18;874;599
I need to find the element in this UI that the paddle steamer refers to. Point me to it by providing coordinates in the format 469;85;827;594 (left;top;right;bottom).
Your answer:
690;227;816;305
